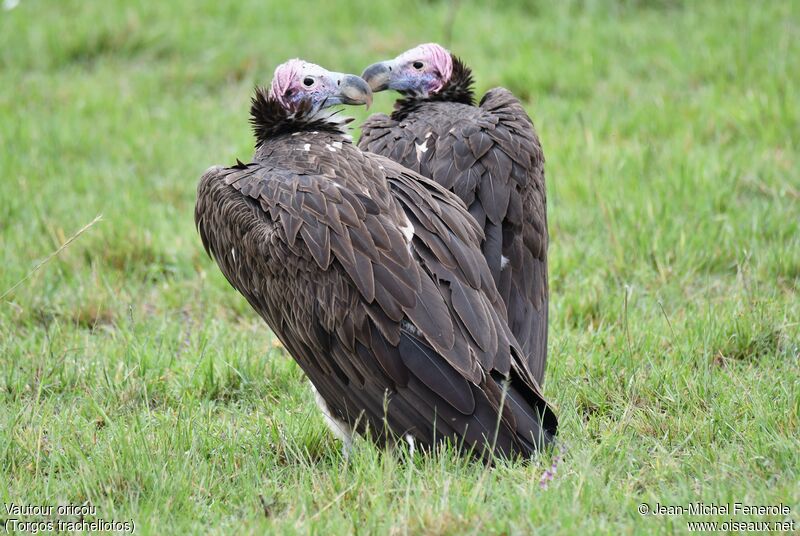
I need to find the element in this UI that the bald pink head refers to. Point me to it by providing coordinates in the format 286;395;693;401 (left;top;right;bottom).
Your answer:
269;59;306;109
395;43;453;93
361;43;454;97
267;59;372;112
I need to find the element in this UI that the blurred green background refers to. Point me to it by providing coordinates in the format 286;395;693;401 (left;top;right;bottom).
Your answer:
1;0;798;533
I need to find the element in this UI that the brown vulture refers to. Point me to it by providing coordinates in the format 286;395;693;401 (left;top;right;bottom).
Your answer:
359;44;550;385
195;60;557;460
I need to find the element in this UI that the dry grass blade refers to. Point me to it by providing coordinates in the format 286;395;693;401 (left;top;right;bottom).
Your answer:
0;214;103;302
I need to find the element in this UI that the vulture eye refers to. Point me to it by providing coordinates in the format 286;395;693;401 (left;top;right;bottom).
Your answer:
412;61;424;70
303;77;315;87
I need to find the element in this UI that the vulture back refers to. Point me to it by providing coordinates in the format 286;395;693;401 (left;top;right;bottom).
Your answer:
359;88;549;385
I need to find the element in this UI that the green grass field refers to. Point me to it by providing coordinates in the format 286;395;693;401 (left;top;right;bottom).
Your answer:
1;0;798;533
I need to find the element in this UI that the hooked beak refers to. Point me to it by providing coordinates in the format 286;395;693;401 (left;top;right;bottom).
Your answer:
338;74;373;109
361;61;393;92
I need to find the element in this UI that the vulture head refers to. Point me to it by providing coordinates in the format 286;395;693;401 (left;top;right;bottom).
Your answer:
269;59;373;112
251;60;373;144
362;43;461;98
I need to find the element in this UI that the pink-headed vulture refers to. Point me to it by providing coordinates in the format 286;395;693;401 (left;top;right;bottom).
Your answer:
360;44;550;385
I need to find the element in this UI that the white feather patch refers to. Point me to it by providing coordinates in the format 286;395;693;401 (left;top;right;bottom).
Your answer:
401;319;422;336
415;140;428;162
405;434;416;456
501;255;510;270
310;382;353;452
399;215;415;254
303;143;310;151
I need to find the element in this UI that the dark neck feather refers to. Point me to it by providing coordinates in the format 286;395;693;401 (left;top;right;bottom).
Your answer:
249;87;352;147
391;55;475;121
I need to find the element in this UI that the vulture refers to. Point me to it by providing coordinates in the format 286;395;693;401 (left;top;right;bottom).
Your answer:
195;59;557;460
359;44;550;385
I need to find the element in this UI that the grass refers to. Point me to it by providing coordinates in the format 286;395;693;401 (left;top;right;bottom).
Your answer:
1;0;798;533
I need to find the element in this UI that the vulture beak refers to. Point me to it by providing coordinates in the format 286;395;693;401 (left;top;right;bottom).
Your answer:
338;74;373;109
361;61;393;92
